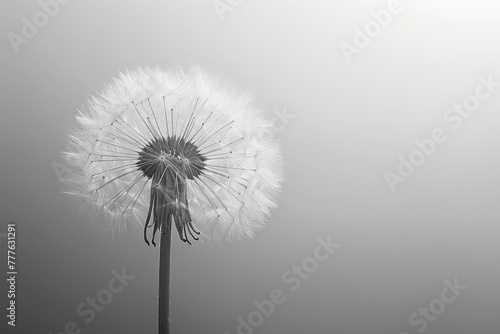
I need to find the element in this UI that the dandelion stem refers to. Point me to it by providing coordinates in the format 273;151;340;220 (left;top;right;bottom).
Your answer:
158;212;172;334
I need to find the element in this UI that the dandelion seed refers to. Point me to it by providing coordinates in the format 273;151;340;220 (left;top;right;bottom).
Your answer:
61;65;284;334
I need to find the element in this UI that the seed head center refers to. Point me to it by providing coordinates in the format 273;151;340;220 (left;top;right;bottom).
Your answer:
137;136;206;180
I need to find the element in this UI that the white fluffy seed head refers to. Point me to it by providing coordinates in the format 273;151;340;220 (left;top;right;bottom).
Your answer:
62;65;284;244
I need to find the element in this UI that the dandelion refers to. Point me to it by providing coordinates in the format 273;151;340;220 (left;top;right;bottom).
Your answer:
62;65;284;333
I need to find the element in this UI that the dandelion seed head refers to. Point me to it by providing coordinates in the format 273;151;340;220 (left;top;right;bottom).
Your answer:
62;65;284;244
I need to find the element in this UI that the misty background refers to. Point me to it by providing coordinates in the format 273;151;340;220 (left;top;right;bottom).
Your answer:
1;1;500;333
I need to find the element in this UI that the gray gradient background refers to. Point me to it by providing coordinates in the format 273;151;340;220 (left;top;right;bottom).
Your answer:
1;1;500;333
